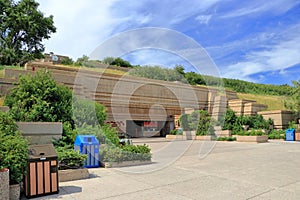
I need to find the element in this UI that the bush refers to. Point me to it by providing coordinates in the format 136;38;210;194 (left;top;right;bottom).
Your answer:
169;129;183;135
60;57;74;65
237;130;266;136
55;146;87;170
232;114;273;134
0;111;29;184
101;144;151;162
76;125;120;146
180;114;190;131
222;109;237;130
193;110;213;136
217;137;236;141
5;71;73;124
0;111;19;136
268;129;286;139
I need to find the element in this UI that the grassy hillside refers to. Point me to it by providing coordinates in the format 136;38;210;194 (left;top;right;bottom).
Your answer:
237;93;286;111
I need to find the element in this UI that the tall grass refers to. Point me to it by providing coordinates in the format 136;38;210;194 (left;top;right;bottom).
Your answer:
237;93;286;111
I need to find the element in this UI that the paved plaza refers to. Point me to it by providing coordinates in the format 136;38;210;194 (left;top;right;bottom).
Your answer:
27;139;300;200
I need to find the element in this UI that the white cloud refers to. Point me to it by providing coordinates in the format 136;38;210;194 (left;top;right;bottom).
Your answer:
37;0;120;59
220;25;300;81
195;15;212;24
221;0;300;18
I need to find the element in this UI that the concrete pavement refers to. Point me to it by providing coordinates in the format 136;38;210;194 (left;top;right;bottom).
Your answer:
26;139;300;200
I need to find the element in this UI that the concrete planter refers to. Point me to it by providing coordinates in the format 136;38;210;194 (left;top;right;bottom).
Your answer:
195;135;212;141
9;183;20;200
183;131;196;140
166;135;184;140
102;160;152;168
236;135;268;143
295;132;300;141
218;130;232;137
58;168;89;182
0;168;9;200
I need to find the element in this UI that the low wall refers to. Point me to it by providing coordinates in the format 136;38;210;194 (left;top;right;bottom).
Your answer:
17;122;62;144
58;168;89;182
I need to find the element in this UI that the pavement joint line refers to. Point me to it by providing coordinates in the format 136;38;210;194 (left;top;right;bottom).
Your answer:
277;179;300;190
246;188;276;200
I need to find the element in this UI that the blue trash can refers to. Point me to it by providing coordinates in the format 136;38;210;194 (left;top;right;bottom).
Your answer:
74;135;100;168
286;129;295;141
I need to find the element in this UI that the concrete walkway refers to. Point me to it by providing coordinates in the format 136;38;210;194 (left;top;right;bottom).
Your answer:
26;139;300;200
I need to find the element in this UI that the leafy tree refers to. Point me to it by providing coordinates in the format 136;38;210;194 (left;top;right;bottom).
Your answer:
102;57;115;65
4;71;73;124
0;0;56;65
111;57;133;68
185;72;205;85
129;65;186;82
175;65;185;76
75;55;89;66
61;57;74;65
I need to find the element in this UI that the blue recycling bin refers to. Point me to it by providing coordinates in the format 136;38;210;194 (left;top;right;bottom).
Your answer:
74;135;100;168
286;129;295;141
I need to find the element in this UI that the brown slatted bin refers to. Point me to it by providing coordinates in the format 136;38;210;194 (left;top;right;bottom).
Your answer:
24;144;59;198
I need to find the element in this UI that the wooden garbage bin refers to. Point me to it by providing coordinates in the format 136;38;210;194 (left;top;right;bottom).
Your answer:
24;144;59;198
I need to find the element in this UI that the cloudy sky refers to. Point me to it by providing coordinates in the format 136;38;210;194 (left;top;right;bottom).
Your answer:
36;0;300;85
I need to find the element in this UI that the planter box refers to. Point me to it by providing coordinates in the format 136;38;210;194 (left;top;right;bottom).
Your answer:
0;168;9;200
101;160;152;168
195;135;212;141
218;130;232;137
236;135;268;143
183;131;196;140
58;168;89;182
295;132;300;141
166;135;184;140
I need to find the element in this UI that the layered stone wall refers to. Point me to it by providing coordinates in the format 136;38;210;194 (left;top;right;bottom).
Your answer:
228;99;267;116
258;110;294;129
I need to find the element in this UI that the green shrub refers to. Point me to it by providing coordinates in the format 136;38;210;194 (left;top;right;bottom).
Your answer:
55;146;87;170
268;129;286;139
222;109;237;130
237;130;266;136
0;111;19;136
217;136;236;141
180;114;190;131
169;129;183;135
0;111;29;184
196;110;214;135
101;144;151;162
60;57;74;65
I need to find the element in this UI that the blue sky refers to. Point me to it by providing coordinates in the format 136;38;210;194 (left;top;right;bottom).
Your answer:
36;0;300;85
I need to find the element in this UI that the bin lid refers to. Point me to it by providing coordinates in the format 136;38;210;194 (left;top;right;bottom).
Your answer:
28;144;57;160
74;135;99;146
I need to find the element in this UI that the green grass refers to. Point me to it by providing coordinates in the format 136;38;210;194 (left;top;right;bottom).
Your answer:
237;93;286;110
